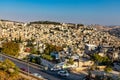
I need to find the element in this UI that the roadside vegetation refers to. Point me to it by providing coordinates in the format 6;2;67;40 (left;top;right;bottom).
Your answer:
91;53;112;65
2;41;20;57
28;43;63;61
67;58;74;65
0;59;28;80
41;43;63;61
91;53;113;72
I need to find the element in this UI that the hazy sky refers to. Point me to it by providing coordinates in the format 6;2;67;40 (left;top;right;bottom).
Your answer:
0;0;120;25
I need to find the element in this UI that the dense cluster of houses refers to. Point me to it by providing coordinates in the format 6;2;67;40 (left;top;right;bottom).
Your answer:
0;20;120;74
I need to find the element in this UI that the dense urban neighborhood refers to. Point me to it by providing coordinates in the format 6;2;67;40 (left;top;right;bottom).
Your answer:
0;20;120;80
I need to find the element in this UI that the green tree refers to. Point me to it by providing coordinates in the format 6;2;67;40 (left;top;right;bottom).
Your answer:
92;54;111;65
2;42;20;57
2;59;15;69
44;43;63;55
35;57;41;65
41;54;53;61
104;67;112;73
30;48;37;54
0;59;19;75
67;58;74;65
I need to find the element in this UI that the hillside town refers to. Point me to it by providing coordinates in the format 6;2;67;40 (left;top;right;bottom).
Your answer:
0;20;120;80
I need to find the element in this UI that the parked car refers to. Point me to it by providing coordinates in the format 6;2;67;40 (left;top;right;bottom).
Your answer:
57;70;69;77
20;68;28;72
32;73;44;79
51;67;61;71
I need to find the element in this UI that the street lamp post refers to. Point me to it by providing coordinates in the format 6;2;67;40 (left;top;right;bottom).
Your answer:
0;54;2;61
0;51;2;61
27;58;29;76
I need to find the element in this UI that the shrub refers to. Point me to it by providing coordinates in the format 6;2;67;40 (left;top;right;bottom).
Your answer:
92;54;111;65
0;59;19;75
2;42;20;57
41;54;53;61
67;58;74;65
104;67;112;72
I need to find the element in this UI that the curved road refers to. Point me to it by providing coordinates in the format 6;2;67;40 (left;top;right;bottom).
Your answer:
0;54;62;80
0;53;83;80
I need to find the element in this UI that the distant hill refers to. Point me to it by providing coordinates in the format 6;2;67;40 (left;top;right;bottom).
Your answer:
92;25;120;31
94;25;111;31
92;25;120;38
30;21;61;25
108;27;120;38
0;19;24;23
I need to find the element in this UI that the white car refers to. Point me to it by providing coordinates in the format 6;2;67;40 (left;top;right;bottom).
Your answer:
57;70;69;77
32;73;44;79
51;67;61;71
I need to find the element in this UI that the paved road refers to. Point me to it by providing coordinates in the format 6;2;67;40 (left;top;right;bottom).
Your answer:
0;53;85;80
2;53;119;80
0;54;62;80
